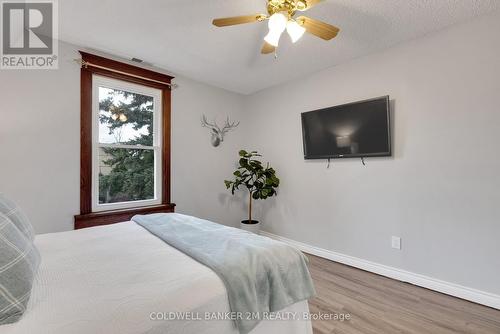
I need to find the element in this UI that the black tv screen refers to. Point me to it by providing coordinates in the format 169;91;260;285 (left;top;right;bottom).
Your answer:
301;96;391;159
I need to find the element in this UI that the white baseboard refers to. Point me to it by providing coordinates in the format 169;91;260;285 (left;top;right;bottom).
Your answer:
260;231;500;310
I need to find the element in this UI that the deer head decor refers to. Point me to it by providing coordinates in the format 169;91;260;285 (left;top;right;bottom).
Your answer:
201;114;240;147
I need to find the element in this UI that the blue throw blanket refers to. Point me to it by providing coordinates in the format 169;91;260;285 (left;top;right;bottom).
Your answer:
132;213;315;334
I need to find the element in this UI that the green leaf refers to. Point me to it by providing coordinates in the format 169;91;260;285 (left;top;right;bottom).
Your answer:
239;158;248;167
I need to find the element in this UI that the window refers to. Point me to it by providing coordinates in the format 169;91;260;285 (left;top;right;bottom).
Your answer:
92;76;162;211
75;51;175;229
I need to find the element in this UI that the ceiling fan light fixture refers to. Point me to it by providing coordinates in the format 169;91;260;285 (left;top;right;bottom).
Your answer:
212;0;338;55
286;20;306;43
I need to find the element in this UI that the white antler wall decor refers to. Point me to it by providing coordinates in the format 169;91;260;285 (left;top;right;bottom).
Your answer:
201;114;240;147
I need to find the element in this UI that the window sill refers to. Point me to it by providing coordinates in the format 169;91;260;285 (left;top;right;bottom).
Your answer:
74;203;176;230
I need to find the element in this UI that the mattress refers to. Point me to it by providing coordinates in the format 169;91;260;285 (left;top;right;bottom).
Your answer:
0;222;312;334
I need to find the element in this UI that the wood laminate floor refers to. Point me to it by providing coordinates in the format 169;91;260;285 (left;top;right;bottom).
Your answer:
306;254;500;334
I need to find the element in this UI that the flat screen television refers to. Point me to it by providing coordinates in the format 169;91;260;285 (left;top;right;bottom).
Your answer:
301;96;391;159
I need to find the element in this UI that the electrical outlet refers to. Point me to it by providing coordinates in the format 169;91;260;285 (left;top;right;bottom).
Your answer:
391;236;401;250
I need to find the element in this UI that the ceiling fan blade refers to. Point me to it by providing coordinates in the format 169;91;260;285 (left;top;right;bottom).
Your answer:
212;14;266;27
296;16;339;40
261;42;276;54
296;0;325;11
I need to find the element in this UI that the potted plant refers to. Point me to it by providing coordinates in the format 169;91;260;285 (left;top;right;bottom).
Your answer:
224;150;280;233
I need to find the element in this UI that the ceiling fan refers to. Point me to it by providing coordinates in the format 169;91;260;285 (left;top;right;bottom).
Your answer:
212;0;339;55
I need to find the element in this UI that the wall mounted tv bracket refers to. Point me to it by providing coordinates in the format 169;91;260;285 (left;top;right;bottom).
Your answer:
326;157;366;169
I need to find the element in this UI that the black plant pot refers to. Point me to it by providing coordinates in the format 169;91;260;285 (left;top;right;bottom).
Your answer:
241;220;259;225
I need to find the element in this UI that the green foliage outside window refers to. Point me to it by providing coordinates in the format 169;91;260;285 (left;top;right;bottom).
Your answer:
98;90;155;204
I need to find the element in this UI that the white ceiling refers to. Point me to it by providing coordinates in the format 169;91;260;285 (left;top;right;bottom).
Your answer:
59;0;499;95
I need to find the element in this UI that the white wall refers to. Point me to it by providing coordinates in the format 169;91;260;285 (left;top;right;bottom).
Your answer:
242;12;500;295
0;41;246;233
0;43;80;234
171;76;247;227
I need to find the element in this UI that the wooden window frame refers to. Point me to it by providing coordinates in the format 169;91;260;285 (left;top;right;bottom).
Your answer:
74;52;175;229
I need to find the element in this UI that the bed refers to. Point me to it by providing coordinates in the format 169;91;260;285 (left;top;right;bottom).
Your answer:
0;220;313;334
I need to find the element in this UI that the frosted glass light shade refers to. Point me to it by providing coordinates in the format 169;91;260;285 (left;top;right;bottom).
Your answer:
264;30;283;47
286;20;306;43
268;13;287;33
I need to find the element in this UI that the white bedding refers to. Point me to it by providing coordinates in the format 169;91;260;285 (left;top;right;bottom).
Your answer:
0;222;312;334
